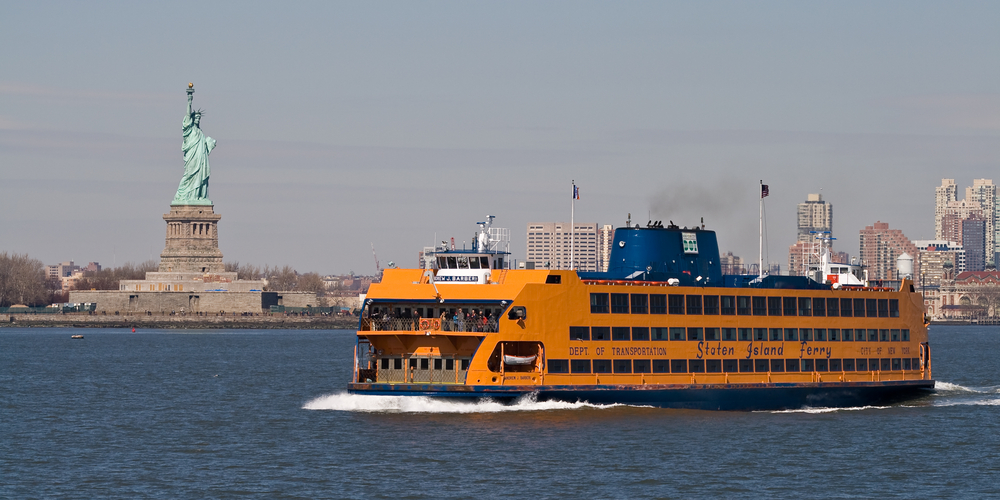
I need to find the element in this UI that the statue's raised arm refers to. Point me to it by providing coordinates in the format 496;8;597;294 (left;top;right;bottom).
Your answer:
172;83;215;206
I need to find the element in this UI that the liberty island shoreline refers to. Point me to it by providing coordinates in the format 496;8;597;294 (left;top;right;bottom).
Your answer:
0;313;357;330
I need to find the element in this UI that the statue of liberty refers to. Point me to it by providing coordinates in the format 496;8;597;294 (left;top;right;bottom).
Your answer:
172;83;215;205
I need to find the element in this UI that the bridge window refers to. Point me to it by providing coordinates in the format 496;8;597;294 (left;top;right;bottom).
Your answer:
861;298;874;317
633;359;651;373
827;297;840;317
611;294;629;313
892;358;901;371
571;360;591;373
868;329;878;341
650;294;667;314
767;297;782;316
630;294;648;314
878;299;889;318
738;359;753;372
738;296;753;315
785;359;799;372
706;359;722;373
855;359;868;371
843;359;856;371
771;359;785;372
612;327;631;341
755;359;769;372
754;328;766;341
902;329;910;341
828;328;839;341
670;327;685;340
812;298;825;317
880;358;891;371
593;360;611;373
548;359;569;373
590;293;609;313
686;295;702;315
770;328;782;341
703;295;719;315
687;327;703;341
880;329;890;342
591;327;609;341
689;359;706;373
668;295;685;314
815;359;828;371
814;329;826;341
842;329;854;341
800;359;814;372
569;326;589;341
632;327;650;341
651;327;668;340
800;328;812;341
783;297;797;316
705;328;720;341
784;328;798;341
798;297;812;316
738;328;751;341
903;358;912;370
653;360;670;373
830;359;842;371
721;296;736;315
613;360;632;373
840;298;853;317
889;299;899;317
722;328;737;341
671;359;688;373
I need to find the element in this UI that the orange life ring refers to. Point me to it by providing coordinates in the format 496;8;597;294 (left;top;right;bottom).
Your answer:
419;318;431;330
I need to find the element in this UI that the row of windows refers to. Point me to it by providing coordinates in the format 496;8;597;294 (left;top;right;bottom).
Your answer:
547;357;921;374
569;326;911;342
590;293;900;318
379;358;472;370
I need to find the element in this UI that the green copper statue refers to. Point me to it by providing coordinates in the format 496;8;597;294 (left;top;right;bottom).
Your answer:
172;83;215;205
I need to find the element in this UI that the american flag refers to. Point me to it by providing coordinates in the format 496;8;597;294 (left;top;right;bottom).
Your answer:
761;184;769;199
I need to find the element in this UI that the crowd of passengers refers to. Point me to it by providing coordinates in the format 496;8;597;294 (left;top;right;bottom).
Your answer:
367;307;499;332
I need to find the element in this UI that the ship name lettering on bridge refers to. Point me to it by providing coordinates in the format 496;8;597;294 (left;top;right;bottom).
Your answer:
569;346;588;356
696;342;735;358
798;341;833;359
745;343;784;358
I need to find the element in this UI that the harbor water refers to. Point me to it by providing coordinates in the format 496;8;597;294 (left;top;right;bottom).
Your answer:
2;326;998;498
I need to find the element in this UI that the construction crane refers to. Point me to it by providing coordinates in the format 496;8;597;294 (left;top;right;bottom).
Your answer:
370;243;380;274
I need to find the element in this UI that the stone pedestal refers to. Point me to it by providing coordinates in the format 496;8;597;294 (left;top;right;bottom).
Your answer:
159;205;225;273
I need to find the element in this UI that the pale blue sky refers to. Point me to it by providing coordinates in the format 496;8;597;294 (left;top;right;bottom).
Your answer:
2;1;998;274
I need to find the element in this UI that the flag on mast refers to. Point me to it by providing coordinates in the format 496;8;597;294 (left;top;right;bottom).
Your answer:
761;184;769;199
573;184;580;199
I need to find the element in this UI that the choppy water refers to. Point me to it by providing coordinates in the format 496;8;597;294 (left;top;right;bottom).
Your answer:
2;326;998;498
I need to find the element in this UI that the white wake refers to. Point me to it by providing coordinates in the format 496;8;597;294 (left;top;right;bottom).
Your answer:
303;392;622;413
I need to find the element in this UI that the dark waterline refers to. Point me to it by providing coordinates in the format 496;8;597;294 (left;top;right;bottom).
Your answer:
2;327;998;499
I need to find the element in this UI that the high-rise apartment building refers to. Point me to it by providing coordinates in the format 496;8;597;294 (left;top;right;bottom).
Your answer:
935;178;997;266
796;193;833;242
526;222;600;271
966;178;997;265
859;221;919;280
934;179;958;239
962;216;987;272
597;224;614;272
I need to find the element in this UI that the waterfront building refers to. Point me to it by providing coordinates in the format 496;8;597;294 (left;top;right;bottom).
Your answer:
913;240;965;288
46;261;79;280
935;178;997;267
936;271;1000;320
962;216;987;272
859;221;919;281
526;222;600;271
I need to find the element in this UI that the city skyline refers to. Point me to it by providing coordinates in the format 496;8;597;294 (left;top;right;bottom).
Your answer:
2;2;998;274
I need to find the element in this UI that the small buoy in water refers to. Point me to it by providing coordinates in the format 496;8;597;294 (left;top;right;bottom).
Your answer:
132;327;136;333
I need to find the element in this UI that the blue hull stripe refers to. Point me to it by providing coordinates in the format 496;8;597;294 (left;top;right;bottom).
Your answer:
346;380;935;411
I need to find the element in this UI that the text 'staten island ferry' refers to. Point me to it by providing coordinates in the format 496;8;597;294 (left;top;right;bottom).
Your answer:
348;217;934;410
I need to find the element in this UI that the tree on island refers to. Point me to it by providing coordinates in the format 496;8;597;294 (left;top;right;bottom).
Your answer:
0;252;49;307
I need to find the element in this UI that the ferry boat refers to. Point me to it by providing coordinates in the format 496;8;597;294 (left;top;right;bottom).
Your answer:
348;218;934;410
